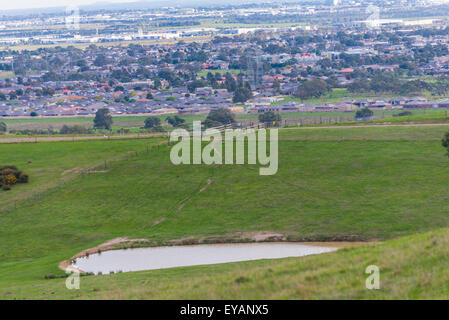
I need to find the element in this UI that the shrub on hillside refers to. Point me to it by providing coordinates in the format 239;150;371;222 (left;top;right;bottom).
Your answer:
0;165;29;191
147;125;166;133
442;131;449;157
60;125;94;135
5;174;17;185
393;111;413;117
9;129;56;135
116;128;130;134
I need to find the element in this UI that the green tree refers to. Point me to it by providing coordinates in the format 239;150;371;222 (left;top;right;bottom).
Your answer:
93;108;113;130
233;85;253;103
152;78;162;90
187;80;207;93
224;73;237;92
144;116;161;129
294;79;331;100
355;107;374;119
166;115;185;127
258;111;281;124
93;55;109;67
42;87;55;97
0;122;6;133
272;80;281;93
205;108;235;128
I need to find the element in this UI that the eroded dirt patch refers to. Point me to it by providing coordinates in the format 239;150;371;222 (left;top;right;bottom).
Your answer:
61;167;82;176
168;231;372;247
152;217;167;226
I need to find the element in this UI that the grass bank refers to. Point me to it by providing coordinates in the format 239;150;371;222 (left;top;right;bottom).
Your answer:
3;227;448;299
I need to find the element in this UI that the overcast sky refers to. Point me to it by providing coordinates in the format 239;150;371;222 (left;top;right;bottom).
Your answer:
1;0;141;11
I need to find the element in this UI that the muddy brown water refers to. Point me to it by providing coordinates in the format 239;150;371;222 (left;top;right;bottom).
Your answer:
72;243;338;274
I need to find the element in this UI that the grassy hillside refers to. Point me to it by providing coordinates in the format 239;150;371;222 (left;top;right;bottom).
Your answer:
1;125;449;299
0;138;164;207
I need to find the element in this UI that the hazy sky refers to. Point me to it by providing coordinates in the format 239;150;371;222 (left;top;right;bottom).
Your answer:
1;0;141;11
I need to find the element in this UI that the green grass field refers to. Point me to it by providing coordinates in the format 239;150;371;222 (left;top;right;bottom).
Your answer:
197;69;245;77
294;111;449;127
3;108;449;134
1;115;204;133
1;125;449;299
273;88;449;105
272;89;393;105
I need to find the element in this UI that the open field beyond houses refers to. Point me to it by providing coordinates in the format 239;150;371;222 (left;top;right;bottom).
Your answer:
1;125;449;299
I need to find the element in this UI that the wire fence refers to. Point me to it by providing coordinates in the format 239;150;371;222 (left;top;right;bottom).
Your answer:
236;116;356;128
0;142;169;215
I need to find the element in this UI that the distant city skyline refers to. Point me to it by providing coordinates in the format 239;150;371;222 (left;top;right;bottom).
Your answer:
0;0;291;12
3;0;449;13
1;0;141;11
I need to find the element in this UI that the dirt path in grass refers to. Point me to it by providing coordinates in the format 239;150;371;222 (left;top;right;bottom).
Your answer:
0;133;165;144
284;123;449;130
177;179;212;211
